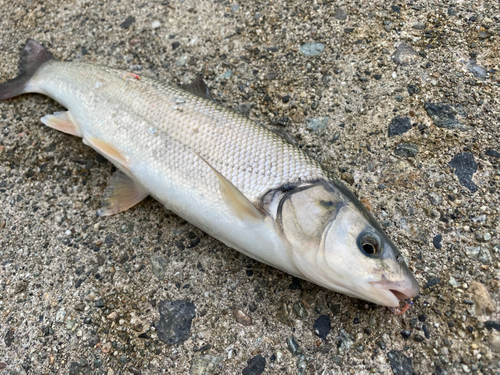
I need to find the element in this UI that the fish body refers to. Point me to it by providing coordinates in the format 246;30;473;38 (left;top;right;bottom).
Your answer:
0;40;419;308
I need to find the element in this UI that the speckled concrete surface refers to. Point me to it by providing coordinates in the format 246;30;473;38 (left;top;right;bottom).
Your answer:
1;1;500;374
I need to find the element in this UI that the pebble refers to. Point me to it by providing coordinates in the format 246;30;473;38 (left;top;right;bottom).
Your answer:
313;315;331;340
391;43;418;66
449;152;478;193
95;299;104;308
293;301;308;318
484;321;500;331
120;16;135;29
306;117;329;135
425;278;441;288
465;246;481;258
156;300;196;345
486;149;500;158
387;350;414;375
299;42;325;57
469;282;495;314
335;329;354;350
217;69;232;81
333;8;347;20
424;102;467;131
101;342;112;353
412;22;425;30
233;309;253;326
388;116;412;137
332;355;343;366
466;59;487;80
394;143;419;157
490;336;500;353
55;308;66;323
150;255;168;280
449;277;460;287
151;20;161;29
433;234;442;249
242;355;266;375
286;336;301;356
296;355;307;375
176;55;189;67
478;248;491;265
190;355;222;375
400;330;411;340
428;192;442;206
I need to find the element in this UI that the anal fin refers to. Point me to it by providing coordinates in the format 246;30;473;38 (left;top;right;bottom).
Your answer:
197;154;263;221
97;171;149;216
41;111;81;137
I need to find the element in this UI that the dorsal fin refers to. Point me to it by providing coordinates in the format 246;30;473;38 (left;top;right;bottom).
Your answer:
181;76;212;100
197;153;263;221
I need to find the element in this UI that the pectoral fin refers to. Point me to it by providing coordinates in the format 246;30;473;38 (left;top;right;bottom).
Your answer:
181;76;212;100
84;136;130;170
97;171;149;216
41;111;81;137
197;154;263;221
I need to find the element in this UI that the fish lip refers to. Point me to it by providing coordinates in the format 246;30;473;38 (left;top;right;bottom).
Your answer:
369;278;420;307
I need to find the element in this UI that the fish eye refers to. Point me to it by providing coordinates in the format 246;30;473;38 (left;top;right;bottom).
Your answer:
359;234;382;256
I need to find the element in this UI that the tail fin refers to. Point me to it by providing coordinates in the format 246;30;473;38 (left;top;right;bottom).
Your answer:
0;39;53;101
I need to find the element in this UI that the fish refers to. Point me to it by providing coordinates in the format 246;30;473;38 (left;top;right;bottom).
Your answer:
0;39;419;310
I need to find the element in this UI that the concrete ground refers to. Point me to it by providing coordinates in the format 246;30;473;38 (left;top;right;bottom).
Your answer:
1;0;499;374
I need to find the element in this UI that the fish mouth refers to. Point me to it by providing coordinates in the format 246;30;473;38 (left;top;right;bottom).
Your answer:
370;278;420;307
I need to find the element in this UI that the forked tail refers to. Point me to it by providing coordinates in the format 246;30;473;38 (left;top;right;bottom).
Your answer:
0;39;53;101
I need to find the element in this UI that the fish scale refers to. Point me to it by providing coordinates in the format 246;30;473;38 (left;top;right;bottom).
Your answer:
37;61;325;204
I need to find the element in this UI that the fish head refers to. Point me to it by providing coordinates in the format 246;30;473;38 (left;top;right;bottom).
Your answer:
277;180;419;307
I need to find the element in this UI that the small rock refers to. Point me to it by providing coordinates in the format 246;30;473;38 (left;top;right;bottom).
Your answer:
120;16;135;29
391;43;418;66
286;336;301;356
341;173;354;185
306;117;329;135
400;330;411;340
299;42;325;57
217;69;232;81
293;301;308;318
101;342;112;353
388;116;412;137
490;335;500;353
478;248;491;265
332;355;343;366
428;192;442;206
424;102;467;131
387;350;413;375
395;143;418;157
233;309;253;326
412;22;425;30
391;5;400;13
449;277;460;287
449;152;477;192
433;235;442;249
484;321;500;331
151;20;161;29
156;300;196;345
486;150;500;158
242;355;266;375
335;329;354;351
150;255;168;280
176;55;189;67
425;278;440;288
190;355;222;375
467;59;487;80
95;299;104;308
407;85;420;96
313;315;331;340
465;246;481;258
469;282;495;314
296;355;307;375
333;8;348;20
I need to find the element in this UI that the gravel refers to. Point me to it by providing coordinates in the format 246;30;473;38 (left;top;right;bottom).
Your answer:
1;0;499;373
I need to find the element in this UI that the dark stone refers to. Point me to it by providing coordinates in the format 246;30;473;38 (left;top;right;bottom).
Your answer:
104;235;114;244
395;143;418;157
449;152;477;193
374;74;382;80
425;278;441;288
328;302;340;316
96;154;107;164
120;16;136;29
266;73;278;80
486;150;500;158
424;102;466;130
242;354;266;375
282;95;291;103
344;28;354;34
433;235;442;250
448;7;457;16
333;8;347;20
387;349;413;375
313;315;331;340
289;277;302;290
484;321;500;331
4;328;15;347
187;238;201;248
407;85;420;96
286;336;301;356
400;330;411;340
414;334;425;342
156;300;196;345
95;299;104;308
391;5;400;13
171;41;180;50
422;325;430;339
388;116;412;137
174;241;185;250
246;270;254;277
44;141;56;152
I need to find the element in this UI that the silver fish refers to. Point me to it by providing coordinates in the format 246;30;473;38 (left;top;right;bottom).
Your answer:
0;40;419;309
